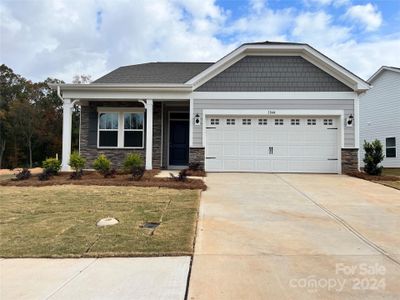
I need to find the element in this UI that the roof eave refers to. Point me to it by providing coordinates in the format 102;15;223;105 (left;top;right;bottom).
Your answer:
50;83;193;92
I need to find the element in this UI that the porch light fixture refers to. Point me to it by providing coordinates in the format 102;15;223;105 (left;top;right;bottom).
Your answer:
346;114;354;127
194;114;201;126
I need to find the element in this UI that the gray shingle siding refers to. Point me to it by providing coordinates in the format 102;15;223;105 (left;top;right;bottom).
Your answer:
196;56;352;92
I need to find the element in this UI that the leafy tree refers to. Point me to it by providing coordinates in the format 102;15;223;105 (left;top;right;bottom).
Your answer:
363;139;384;175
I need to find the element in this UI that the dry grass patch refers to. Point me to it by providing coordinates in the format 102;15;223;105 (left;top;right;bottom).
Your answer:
0;185;200;258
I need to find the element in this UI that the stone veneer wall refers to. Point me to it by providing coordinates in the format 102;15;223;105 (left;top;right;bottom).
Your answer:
80;101;162;169
189;147;205;170
341;148;359;174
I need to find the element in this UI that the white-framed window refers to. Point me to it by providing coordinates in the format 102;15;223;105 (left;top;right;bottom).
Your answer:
323;119;333;125
98;110;144;149
307;119;316;125
98;112;119;147
210;118;219;125
258;119;268;125
242;119;251;125
123;112;144;148
227;118;235;125
275;119;284;125
386;137;396;158
291;119;300;125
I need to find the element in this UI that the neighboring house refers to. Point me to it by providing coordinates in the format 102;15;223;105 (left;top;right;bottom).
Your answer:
360;66;400;168
55;41;370;174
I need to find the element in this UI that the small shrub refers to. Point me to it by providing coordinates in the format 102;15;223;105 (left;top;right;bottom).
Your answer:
170;169;188;182
131;166;145;181
14;168;31;180
38;169;51;181
123;153;143;172
104;168;117;178
363;139;384;175
93;154;112;177
69;151;86;180
42;158;61;176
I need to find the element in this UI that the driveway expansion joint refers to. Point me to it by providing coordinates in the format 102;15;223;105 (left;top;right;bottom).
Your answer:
276;174;400;268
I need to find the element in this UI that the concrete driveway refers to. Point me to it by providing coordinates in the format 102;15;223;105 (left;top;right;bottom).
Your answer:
188;174;400;299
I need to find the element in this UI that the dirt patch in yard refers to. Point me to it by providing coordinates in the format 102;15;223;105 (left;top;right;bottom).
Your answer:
0;170;207;190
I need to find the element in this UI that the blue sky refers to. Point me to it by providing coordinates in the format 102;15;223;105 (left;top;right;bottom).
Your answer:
1;0;399;82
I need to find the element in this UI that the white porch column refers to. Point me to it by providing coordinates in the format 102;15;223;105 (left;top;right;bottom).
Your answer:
61;99;73;171
145;99;153;170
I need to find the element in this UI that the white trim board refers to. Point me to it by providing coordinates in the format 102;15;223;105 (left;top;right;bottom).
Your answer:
193;92;356;100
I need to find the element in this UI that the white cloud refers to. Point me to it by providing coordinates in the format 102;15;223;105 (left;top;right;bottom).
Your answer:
0;0;398;83
292;11;351;46
345;3;382;31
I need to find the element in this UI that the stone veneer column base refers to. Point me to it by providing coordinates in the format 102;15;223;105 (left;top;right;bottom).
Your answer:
189;147;205;170
341;148;359;174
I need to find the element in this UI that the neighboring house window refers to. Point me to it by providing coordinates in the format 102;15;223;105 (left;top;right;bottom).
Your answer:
242;119;251;125
99;112;119;147
98;111;144;148
307;119;316;125
210;118;219;125
258;119;268;125
386;137;396;158
323;119;333;125
291;119;300;125
124;112;144;148
227;119;235;125
275;119;284;125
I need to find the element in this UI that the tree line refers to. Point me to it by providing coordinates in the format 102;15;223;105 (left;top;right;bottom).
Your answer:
0;64;86;169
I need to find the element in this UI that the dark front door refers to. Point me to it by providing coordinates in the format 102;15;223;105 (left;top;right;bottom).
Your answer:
169;120;189;165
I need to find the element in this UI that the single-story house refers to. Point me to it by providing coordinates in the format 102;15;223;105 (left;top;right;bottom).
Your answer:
360;66;400;168
55;41;370;174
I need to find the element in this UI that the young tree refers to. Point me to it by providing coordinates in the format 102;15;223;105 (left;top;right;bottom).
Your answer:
363;139;385;175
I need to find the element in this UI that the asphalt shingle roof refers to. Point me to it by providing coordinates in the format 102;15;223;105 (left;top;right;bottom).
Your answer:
93;62;214;84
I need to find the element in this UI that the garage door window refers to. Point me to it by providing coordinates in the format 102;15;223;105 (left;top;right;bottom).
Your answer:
226;119;235;125
386;137;396;158
258;119;268;125
291;119;300;125
210;118;219;125
275;119;284;125
307;119;317;125
242;119;251;125
323;119;333;125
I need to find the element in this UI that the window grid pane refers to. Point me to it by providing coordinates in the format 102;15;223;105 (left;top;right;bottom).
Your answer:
275;119;284;125
258;119;267;125
307;119;316;125
291;119;300;125
227;119;235;125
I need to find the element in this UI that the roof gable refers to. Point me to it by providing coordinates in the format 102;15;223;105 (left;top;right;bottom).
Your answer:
195;56;352;92
368;66;400;83
187;43;370;92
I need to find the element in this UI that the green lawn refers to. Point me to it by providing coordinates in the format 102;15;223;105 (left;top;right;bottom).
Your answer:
0;185;199;257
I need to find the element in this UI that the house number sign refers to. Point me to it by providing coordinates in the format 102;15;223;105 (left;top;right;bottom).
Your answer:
266;110;276;115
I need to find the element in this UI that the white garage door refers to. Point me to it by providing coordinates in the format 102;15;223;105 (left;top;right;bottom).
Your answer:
205;116;340;173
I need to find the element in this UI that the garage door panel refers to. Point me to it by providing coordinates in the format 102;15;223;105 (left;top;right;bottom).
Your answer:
205;115;339;173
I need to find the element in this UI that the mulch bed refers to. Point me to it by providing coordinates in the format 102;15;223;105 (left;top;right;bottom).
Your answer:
347;171;399;182
184;169;206;177
0;170;207;190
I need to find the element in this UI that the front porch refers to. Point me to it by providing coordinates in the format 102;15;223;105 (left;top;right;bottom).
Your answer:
58;84;197;171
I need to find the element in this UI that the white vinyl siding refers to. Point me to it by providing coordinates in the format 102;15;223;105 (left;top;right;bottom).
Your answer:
360;70;400;168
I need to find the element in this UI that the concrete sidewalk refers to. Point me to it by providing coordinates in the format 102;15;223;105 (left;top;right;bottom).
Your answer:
0;257;190;300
